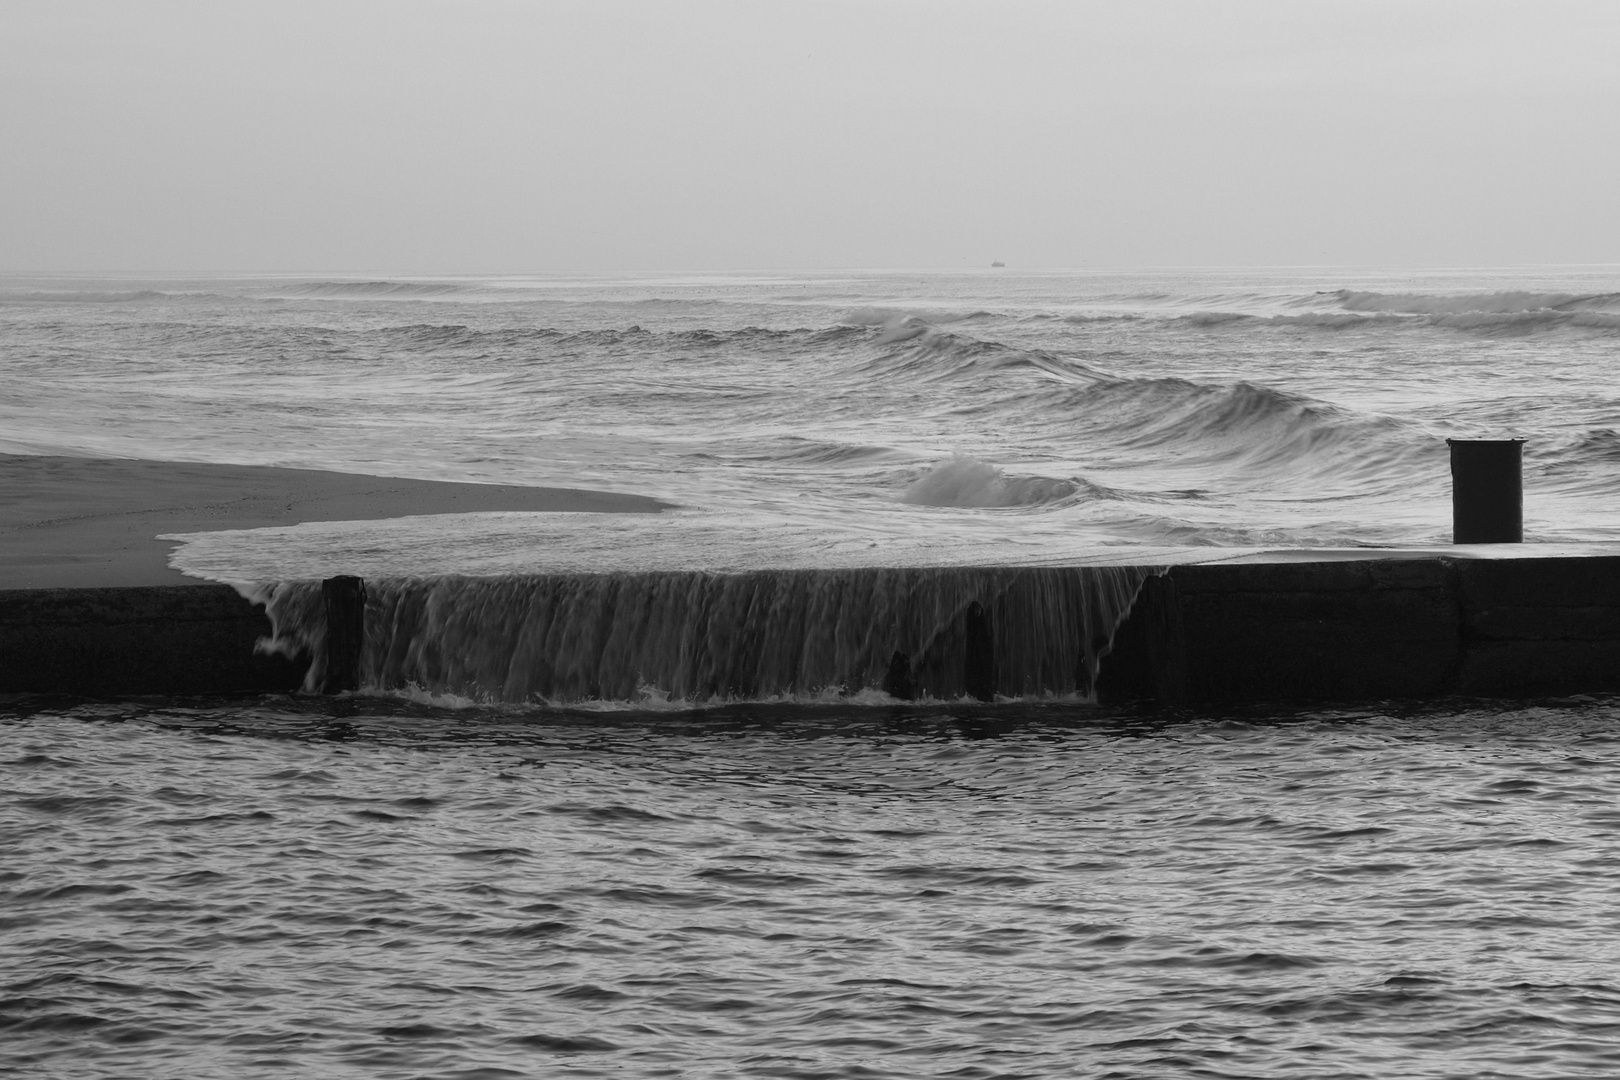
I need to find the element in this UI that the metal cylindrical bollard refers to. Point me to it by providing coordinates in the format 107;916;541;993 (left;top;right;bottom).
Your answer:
1448;439;1523;543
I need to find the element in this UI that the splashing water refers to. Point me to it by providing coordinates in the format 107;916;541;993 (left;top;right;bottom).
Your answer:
252;565;1155;705
900;454;1080;508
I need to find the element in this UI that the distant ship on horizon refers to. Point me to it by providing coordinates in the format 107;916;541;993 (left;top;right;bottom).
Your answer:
990;261;1005;268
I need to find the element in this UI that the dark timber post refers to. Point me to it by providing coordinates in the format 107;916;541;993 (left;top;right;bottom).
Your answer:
1448;439;1524;543
882;651;917;701
964;600;995;702
321;575;366;693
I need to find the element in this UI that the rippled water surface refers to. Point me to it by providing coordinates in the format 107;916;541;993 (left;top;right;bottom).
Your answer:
9;696;1620;1078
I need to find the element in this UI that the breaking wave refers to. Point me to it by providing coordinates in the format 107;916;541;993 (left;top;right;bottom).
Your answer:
1072;375;1355;443
901;455;1081;508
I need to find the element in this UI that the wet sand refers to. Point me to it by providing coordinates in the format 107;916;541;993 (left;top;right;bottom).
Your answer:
0;455;672;589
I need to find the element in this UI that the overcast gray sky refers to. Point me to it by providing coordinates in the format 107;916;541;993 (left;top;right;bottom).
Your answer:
3;0;1616;272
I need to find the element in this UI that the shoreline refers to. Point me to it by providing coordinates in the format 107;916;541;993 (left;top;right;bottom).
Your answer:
0;454;672;589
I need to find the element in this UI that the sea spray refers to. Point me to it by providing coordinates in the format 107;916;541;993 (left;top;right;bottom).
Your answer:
247;579;330;686
249;566;1157;705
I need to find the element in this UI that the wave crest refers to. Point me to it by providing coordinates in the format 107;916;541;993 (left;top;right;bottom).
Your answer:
901;455;1079;508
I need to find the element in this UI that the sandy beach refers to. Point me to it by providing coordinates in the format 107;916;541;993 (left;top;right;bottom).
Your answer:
0;454;671;589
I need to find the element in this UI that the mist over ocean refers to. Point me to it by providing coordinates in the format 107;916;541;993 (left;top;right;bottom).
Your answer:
7;267;1620;1077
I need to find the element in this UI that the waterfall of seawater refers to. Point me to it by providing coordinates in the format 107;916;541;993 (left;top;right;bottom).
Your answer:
248;567;1157;706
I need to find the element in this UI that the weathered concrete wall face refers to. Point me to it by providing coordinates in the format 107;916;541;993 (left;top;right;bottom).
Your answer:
1451;557;1620;697
1096;556;1620;705
1178;560;1459;704
0;586;307;695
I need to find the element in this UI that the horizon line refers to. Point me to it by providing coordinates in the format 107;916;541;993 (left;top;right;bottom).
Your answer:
5;262;1620;278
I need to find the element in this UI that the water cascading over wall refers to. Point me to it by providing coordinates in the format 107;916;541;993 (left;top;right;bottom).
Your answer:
251;566;1157;705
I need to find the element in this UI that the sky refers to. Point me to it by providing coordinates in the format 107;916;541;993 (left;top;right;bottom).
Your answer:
2;0;1617;272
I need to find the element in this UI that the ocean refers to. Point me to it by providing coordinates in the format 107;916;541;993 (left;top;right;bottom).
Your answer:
5;268;1620;578
5;267;1620;1076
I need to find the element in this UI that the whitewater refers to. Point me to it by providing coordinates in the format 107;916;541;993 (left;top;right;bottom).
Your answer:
5;267;1619;582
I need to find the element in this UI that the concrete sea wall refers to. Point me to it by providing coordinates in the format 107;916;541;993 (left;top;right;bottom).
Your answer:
2;554;1618;704
1095;555;1620;705
0;585;307;696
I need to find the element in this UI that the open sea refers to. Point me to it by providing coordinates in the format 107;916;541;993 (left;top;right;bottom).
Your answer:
5;268;1620;1076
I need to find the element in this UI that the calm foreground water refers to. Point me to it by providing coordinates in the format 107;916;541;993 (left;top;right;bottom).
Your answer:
8;695;1620;1078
